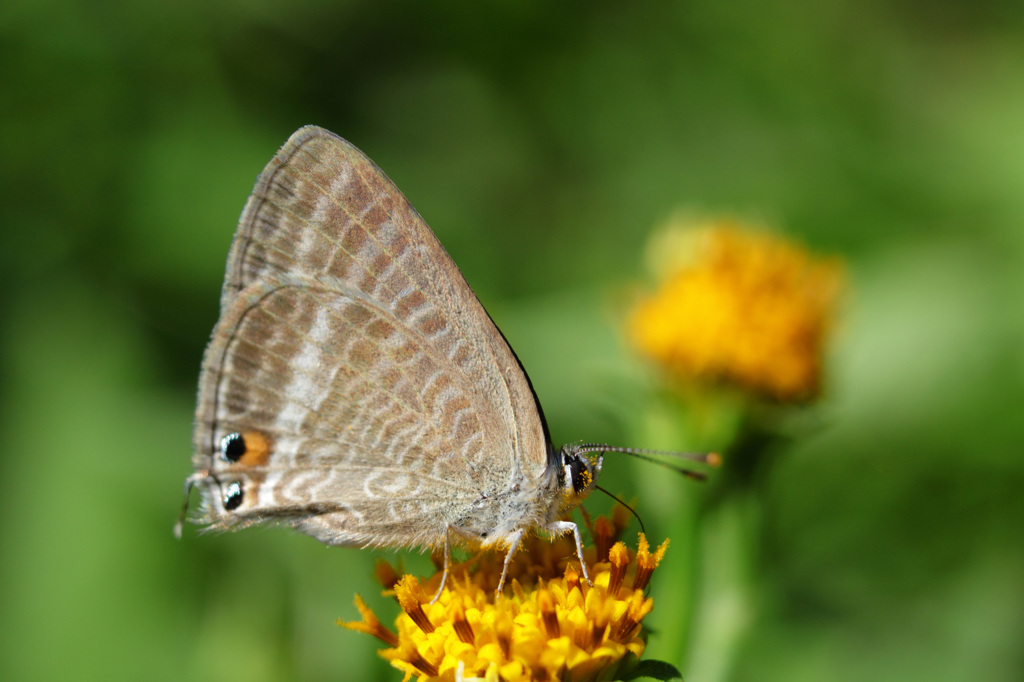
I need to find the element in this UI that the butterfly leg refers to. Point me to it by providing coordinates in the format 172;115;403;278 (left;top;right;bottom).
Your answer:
429;528;453;604
173;471;210;539
545;520;591;585
496;528;526;596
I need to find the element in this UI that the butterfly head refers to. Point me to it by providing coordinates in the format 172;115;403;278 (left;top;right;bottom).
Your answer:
557;444;603;507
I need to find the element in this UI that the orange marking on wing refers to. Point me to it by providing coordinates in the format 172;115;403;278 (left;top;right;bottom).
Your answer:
238;430;272;467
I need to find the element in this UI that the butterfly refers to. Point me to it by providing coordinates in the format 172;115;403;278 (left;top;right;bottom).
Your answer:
177;126;714;597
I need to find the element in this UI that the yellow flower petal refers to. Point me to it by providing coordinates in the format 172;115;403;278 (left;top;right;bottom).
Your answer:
340;511;670;681
628;217;843;402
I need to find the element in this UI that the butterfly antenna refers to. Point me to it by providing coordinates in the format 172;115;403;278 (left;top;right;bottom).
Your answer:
594;485;646;537
573;443;721;481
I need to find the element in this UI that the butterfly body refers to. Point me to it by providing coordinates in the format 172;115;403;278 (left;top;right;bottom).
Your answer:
186;127;601;577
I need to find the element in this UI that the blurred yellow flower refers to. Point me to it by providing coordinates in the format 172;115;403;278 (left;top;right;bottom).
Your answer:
340;510;669;682
627;217;843;402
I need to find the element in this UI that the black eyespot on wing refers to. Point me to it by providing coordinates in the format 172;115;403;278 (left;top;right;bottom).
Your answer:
219;432;246;462
223;481;244;511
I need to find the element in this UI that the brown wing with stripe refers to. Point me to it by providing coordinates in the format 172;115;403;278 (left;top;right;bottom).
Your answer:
192;127;550;547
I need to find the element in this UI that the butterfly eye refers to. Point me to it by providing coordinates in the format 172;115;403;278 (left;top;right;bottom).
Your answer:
223;481;244;511
219;432;246;462
560;454;593;495
571;459;593;495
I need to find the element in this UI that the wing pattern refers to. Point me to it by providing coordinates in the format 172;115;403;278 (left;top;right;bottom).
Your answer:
192;127;550;548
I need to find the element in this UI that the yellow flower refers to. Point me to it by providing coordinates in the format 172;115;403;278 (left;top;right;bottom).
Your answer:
339;510;670;682
627;217;843;402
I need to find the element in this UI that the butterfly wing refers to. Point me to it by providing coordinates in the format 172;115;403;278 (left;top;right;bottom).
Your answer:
192;127;552;548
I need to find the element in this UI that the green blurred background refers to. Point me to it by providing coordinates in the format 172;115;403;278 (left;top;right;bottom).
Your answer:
2;1;1022;680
